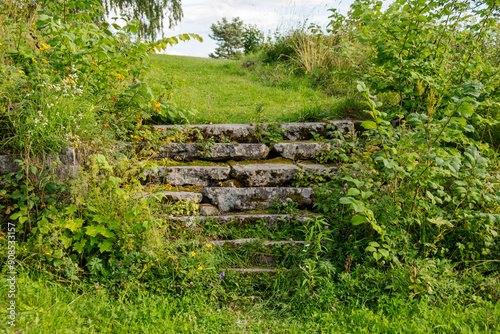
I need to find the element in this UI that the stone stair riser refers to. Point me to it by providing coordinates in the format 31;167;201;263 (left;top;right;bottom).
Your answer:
154;120;356;143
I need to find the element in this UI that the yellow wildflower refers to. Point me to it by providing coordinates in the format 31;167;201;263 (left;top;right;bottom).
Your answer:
18;70;25;74
198;266;203;270
32;58;37;63
206;243;212;248
41;59;49;64
191;251;196;257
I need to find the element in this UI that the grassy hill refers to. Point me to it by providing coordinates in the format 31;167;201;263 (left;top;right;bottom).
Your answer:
146;55;354;124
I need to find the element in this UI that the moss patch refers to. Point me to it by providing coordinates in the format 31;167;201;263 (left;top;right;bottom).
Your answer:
155;159;226;167
227;157;294;166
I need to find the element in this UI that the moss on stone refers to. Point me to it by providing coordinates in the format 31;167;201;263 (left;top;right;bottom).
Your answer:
227;157;294;166
156;159;226;167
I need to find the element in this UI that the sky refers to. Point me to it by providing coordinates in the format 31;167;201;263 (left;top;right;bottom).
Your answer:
159;0;355;58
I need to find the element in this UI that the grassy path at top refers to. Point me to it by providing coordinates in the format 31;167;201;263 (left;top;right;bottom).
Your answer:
147;55;344;124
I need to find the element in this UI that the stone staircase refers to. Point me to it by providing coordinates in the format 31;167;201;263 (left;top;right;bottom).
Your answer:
134;120;360;274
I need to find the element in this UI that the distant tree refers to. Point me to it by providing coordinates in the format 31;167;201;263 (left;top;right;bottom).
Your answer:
209;17;244;59
100;0;183;40
242;25;263;54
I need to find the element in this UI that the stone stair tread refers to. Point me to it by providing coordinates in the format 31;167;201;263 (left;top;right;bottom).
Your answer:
272;142;329;160
225;268;277;273
231;163;298;187
209;238;306;247
166;213;317;226
153;120;354;143
167;213;292;225
156;143;269;161
201;187;315;212
154;191;202;203
296;162;338;173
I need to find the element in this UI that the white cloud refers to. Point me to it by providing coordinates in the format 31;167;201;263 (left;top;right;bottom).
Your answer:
162;0;354;57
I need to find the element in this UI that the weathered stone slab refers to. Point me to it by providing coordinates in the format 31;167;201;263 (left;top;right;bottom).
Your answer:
259;121;351;141
232;164;298;187
157;143;269;161
226;268;277;274
0;155;20;175
210;238;260;247
201;187;315;212
209;239;306;247
154;120;355;142
161;166;230;186
158;191;202;203
0;148;79;178
154;124;256;143
296;162;338;173
272;142;329;160
168;214;292;226
199;204;220;216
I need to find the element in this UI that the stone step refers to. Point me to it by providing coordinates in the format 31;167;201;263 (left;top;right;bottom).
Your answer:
209;238;306;247
143;165;231;186
153;120;354;143
156;143;269;161
225;268;277;274
143;162;337;187
201;187;315;213
296;162;338;173
156;191;203;203
166;214;316;227
231;163;298;187
0;148;79;179
271;142;330;160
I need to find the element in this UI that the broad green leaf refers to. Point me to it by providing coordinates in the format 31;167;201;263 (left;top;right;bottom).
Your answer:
351;215;368;225
347;188;360;196
361;120;377;129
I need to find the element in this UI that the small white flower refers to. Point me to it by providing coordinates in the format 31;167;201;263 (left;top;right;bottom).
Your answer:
305;244;310;247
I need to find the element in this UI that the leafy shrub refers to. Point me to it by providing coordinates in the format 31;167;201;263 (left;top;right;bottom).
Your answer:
242;25;264;55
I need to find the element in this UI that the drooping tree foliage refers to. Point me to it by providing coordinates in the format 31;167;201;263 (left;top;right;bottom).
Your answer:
100;0;183;40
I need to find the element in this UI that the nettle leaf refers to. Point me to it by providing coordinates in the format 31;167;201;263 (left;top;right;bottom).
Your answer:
408;113;423;126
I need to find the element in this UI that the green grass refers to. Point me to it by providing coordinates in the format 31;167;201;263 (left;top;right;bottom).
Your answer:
2;271;498;333
146;55;349;124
